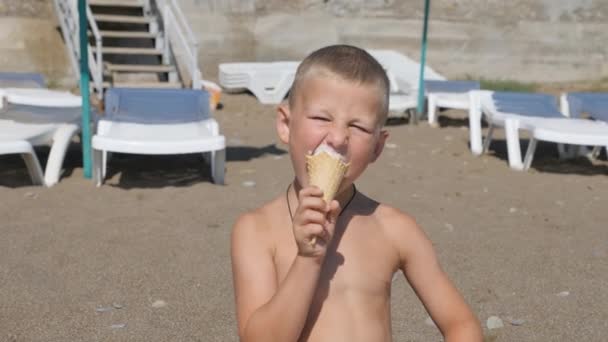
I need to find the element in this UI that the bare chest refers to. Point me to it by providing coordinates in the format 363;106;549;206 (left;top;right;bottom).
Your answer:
274;219;399;297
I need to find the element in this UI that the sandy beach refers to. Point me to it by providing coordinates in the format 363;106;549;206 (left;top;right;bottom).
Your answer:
1;91;607;341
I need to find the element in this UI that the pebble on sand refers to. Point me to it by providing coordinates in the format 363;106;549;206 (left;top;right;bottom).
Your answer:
385;143;398;149
152;300;167;308
508;318;526;326
486;316;504;330
242;180;256;187
110;323;126;329
556;291;570;297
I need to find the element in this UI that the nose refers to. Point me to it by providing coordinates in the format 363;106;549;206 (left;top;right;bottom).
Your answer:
325;123;349;153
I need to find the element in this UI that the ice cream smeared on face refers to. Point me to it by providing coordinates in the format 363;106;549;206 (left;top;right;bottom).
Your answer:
306;143;350;203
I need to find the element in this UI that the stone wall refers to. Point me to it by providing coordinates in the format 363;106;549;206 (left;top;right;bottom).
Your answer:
1;0;606;85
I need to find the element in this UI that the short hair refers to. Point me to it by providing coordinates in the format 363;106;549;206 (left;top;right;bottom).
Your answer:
288;45;390;123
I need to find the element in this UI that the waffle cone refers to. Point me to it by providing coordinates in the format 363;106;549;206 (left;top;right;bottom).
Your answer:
306;152;349;203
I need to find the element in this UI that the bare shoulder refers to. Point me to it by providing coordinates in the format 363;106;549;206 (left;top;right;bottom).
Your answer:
231;194;284;252
363;198;433;267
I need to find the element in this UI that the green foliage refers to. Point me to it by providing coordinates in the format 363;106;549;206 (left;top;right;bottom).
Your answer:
479;79;538;92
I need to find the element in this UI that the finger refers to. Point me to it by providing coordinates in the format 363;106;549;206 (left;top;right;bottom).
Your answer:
303;224;324;245
295;209;327;226
297;196;328;213
327;200;341;224
299;186;324;199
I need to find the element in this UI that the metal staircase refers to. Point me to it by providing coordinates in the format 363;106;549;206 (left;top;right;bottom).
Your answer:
54;0;202;100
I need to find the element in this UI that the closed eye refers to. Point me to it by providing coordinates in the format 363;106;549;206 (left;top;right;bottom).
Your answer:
351;124;371;133
311;116;330;122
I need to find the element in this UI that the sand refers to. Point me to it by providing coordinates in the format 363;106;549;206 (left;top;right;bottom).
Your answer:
1;92;607;341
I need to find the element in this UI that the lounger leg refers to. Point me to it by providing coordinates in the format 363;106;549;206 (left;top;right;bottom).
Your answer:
211;149;225;185
427;94;438;126
482;124;495;155
523;137;538;171
590;146;602;159
505;119;524;171
557;143;568;159
44;124;79;187
21;150;44;186
99;151;114;179
93;148;104;186
468;91;483;155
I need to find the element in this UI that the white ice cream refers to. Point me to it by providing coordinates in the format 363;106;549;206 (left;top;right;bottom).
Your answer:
312;143;347;162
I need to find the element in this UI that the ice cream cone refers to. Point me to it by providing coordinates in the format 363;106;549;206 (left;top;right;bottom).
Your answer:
305;146;349;246
306;152;349;203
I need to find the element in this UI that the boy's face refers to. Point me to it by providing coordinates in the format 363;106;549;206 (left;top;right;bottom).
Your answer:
277;72;389;193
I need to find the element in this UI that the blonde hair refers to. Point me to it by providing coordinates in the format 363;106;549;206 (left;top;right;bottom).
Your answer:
288;45;390;122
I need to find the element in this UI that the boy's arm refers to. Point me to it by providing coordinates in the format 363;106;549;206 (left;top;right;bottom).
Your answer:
231;198;335;342
393;214;483;342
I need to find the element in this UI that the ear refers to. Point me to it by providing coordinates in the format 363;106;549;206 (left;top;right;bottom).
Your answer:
276;102;291;145
370;129;389;163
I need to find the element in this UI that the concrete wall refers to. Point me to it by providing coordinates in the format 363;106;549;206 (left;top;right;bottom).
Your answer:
185;0;608;82
1;0;606;85
0;0;74;87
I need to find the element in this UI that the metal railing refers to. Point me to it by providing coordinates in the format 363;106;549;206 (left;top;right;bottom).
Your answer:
54;0;200;94
53;0;104;99
157;0;202;89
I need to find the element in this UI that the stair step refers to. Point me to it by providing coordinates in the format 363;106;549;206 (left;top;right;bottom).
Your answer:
89;0;143;7
107;64;175;73
110;81;183;89
93;47;163;55
93;14;154;24
91;30;158;39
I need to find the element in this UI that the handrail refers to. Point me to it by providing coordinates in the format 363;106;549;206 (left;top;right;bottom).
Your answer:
86;4;103;98
53;0;103;99
52;0;79;79
158;0;201;89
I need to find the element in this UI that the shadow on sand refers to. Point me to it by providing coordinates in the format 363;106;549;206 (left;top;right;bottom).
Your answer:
486;139;608;176
99;144;287;189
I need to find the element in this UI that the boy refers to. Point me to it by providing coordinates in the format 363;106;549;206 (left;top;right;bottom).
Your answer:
231;45;482;342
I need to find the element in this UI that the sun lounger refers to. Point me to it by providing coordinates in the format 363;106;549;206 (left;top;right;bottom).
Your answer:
560;92;608;158
426;80;481;125
367;50;479;121
219;62;300;104
92;88;226;186
0;88;81;186
560;92;608;122
0;72;46;88
470;90;608;170
367;49;445;114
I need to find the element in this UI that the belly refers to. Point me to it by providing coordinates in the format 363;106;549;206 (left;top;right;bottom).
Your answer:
300;290;392;342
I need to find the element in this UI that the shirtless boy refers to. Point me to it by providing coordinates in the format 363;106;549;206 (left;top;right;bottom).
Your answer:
231;45;483;342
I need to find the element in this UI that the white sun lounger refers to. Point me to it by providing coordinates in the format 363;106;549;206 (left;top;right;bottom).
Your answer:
0;88;82;186
92;88;226;186
219;62;300;104
0;72;46;88
560;92;608;122
426;80;481;125
367;49;445;114
367;50;479;122
470;90;608;170
560;92;608;158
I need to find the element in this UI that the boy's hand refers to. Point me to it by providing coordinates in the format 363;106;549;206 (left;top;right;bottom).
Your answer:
292;186;340;259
